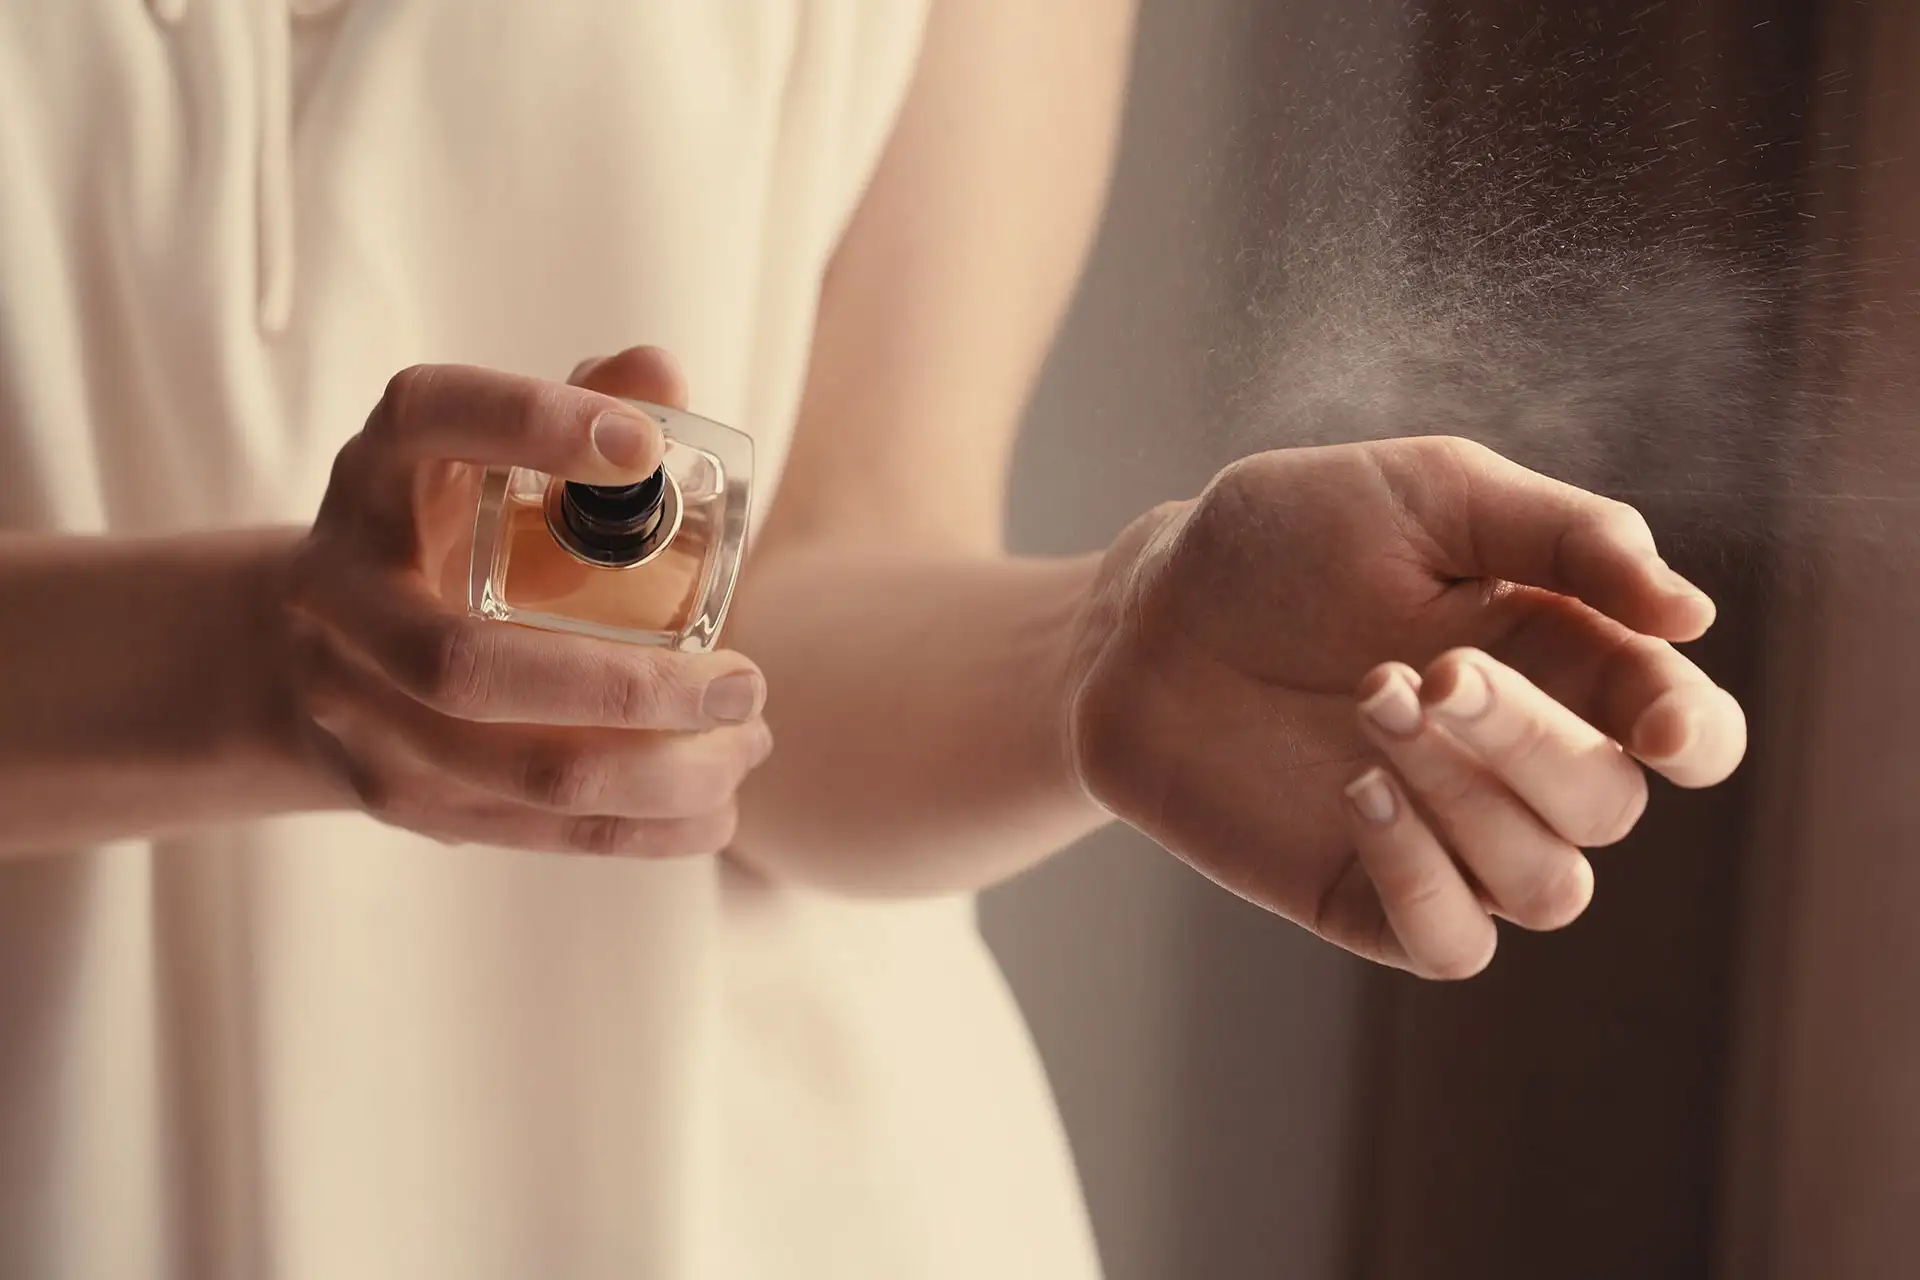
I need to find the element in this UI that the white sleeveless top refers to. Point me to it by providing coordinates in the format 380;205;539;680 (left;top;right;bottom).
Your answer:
0;3;1100;1277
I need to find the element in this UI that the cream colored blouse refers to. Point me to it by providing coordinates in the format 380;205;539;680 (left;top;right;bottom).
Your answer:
0;3;1100;1276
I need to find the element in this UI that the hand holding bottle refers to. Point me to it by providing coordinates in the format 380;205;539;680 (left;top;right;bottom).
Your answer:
281;349;773;856
1062;436;1746;979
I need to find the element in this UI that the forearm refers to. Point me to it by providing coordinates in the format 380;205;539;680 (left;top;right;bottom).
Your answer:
715;0;1138;894
0;529;330;855
728;547;1111;895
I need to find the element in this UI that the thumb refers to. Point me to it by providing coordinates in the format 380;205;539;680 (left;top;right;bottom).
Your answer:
568;345;691;411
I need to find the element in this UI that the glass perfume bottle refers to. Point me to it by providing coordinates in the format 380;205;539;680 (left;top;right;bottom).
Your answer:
468;401;753;651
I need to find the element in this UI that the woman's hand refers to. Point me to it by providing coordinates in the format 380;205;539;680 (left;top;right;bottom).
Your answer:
281;347;773;857
1064;436;1746;979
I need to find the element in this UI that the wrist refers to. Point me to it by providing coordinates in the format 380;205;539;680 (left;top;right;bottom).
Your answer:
1030;551;1113;817
0;527;336;853
110;525;337;819
1057;499;1192;810
221;527;338;812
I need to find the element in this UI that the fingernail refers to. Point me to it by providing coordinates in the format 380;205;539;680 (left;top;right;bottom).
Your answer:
752;725;776;765
703;672;763;724
1345;768;1397;825
1360;671;1423;738
1430;661;1491;722
592;410;658;471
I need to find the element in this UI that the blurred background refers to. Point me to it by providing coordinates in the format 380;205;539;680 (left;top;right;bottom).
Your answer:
982;0;1920;1277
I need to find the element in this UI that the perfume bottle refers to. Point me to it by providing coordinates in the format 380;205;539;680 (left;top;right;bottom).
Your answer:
468;401;753;651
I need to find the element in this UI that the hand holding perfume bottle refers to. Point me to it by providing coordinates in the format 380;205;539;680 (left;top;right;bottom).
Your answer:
1059;436;1748;979
279;349;772;856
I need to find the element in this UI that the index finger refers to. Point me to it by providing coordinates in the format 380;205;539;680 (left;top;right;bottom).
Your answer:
301;570;766;732
365;362;667;485
1416;438;1716;642
1487;596;1748;788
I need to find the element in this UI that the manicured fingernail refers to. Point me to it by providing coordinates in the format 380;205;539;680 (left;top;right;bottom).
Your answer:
1430;661;1491;722
1345;768;1397;825
703;672;763;724
1361;671;1423;738
592;410;657;470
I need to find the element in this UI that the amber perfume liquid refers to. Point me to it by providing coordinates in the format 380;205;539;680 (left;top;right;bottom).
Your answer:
468;402;753;651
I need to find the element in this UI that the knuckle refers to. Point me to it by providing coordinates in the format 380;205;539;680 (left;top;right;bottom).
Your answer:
371;365;433;440
1603;497;1656;547
416;619;494;717
603;661;677;726
285;617;341;702
708;804;742;852
1210;452;1264;494
614;732;758;818
1489;708;1552;767
638;807;738;860
1418;759;1482;812
564;806;738;860
1426;434;1488;463
1604;633;1667;687
563;815;634;856
1514;856;1594;930
341;755;403;821
1434;645;1487;678
742;722;777;773
1195;457;1268;529
1185;459;1260;537
319;433;378;509
1374;861;1455;918
1569;500;1656;565
521;378;579;443
519;744;604;811
281;540;335;616
300;689;400;819
1401;435;1493;478
673;804;740;858
632;767;704;819
1575;770;1649;848
668;753;743;816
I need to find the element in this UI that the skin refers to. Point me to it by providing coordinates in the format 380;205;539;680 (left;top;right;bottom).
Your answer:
0;0;1746;982
1066;440;1742;977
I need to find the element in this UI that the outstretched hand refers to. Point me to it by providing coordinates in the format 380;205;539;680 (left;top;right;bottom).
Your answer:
1064;436;1746;978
